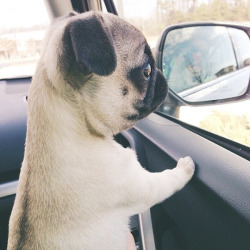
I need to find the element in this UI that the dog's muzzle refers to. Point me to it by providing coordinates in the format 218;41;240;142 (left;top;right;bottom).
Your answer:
131;69;168;121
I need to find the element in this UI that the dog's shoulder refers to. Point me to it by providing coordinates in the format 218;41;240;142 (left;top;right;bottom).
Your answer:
94;138;137;162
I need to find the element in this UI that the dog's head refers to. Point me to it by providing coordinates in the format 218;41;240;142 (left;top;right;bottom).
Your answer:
43;11;168;136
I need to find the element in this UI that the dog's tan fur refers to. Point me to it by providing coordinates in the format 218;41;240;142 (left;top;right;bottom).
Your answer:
8;11;195;249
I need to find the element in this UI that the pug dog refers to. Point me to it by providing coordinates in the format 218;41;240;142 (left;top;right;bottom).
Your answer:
8;11;195;250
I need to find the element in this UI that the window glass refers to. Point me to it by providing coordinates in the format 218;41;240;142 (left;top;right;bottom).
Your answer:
115;0;250;147
0;0;50;79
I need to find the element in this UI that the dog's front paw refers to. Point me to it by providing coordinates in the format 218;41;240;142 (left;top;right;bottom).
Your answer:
176;156;195;177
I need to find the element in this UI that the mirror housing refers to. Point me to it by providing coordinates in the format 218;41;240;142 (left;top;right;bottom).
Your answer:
156;22;250;106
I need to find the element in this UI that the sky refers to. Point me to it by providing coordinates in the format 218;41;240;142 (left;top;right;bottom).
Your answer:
0;0;240;31
0;0;50;31
0;0;157;31
0;0;215;31
115;0;157;19
116;0;211;19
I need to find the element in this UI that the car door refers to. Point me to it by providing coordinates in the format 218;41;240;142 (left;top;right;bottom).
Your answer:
117;113;250;250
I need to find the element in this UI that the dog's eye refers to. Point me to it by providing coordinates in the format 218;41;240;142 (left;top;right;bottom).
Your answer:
143;63;151;80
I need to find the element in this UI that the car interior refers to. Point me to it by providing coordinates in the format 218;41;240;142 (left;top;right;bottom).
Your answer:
0;0;250;250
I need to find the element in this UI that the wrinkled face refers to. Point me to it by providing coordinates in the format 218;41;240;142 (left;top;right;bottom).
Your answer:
58;11;168;135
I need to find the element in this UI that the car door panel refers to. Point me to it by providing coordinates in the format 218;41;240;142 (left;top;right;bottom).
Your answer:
0;78;29;183
0;77;30;249
118;113;250;250
0;195;15;250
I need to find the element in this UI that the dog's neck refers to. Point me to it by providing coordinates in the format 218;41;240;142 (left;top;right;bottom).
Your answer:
83;109;115;138
25;72;115;170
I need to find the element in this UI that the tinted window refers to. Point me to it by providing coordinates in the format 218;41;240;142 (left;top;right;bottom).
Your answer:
117;0;250;147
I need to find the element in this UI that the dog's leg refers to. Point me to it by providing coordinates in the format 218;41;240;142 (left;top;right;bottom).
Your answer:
147;156;195;204
122;156;195;214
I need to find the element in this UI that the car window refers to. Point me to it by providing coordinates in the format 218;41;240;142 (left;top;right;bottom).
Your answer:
115;0;250;148
0;0;50;79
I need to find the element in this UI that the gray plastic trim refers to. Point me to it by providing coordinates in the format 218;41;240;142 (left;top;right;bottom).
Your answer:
139;210;156;250
0;181;18;198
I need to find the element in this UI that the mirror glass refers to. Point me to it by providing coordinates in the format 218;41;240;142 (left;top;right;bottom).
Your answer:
162;26;250;102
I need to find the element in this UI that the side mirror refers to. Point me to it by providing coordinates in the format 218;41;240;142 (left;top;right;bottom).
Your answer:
156;22;250;104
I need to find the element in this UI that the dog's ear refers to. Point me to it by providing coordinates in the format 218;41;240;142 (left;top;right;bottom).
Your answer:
68;13;117;76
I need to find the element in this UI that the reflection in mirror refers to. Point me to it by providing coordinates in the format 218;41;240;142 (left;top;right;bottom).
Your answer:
162;26;250;102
